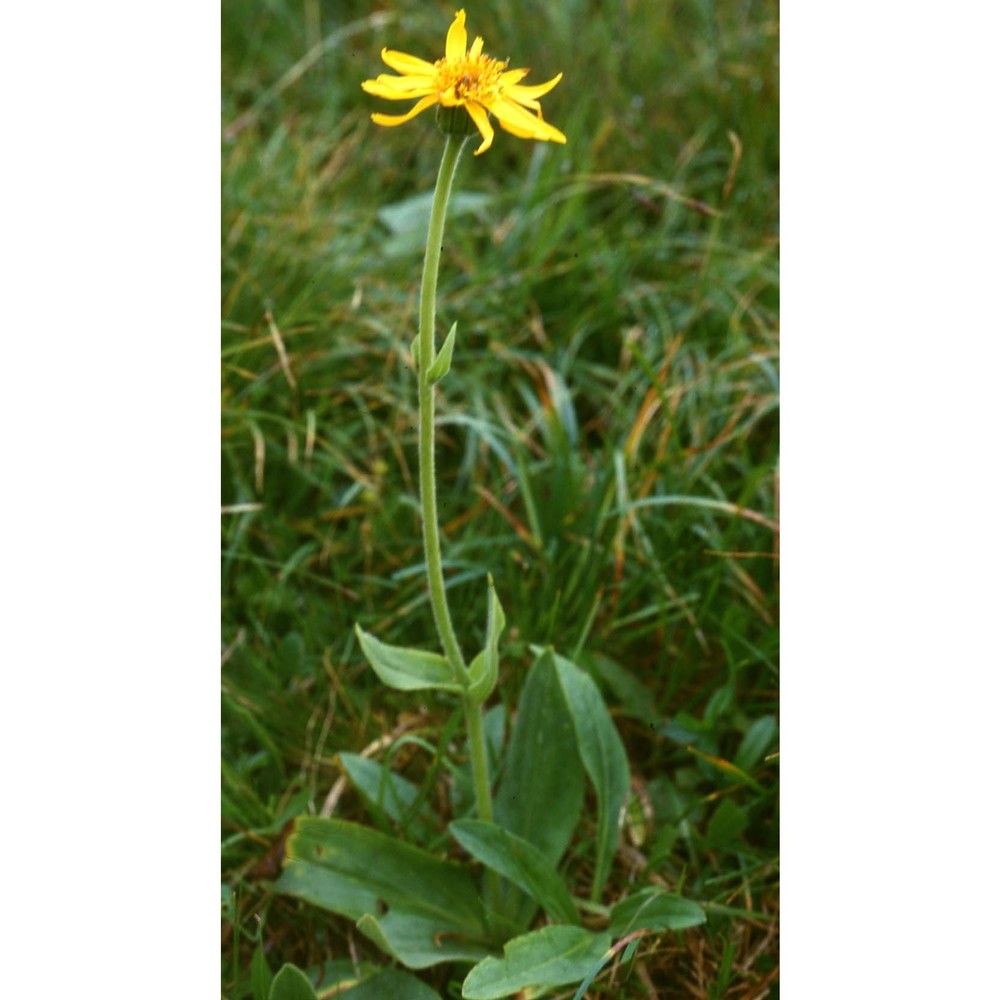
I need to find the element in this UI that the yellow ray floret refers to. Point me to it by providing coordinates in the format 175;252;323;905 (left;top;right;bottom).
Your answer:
361;8;566;155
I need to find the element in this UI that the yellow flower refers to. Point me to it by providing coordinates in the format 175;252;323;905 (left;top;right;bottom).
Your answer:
361;9;566;156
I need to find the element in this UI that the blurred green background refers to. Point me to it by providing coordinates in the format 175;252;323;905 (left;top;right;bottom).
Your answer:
223;0;778;994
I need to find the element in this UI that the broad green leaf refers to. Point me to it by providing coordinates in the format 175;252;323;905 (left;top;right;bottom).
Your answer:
493;653;583;927
426;321;458;383
733;714;777;773
450;819;579;926
461;926;611;1000
339;753;436;839
493;654;583;864
357;911;492;968
274;818;487;944
466;576;506;705
548;650;630;899
269;964;317;1000
339;968;443;1000
494;652;583;861
251;943;273;1000
608;888;706;936
355;625;462;693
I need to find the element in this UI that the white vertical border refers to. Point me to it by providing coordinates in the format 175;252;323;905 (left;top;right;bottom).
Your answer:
783;2;1000;994
2;0;219;990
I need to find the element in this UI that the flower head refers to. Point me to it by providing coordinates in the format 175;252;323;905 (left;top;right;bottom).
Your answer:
361;9;566;156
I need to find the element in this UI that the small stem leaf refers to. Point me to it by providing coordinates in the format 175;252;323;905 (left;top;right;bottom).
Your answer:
466;575;506;705
426;321;458;383
355;625;463;693
466;656;491;705
461;925;611;1000
268;964;318;1000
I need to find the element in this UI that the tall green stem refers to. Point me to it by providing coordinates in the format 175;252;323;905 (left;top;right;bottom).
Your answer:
462;692;493;823
418;134;466;680
417;134;493;824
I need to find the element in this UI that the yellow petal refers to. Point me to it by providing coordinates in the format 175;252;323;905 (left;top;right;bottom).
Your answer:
469;36;484;60
465;102;495;155
505;72;563;103
504;91;540;113
380;48;436;77
488;96;567;143
362;76;434;100
498;67;529;88
445;9;467;62
483;104;536;139
371;95;438;127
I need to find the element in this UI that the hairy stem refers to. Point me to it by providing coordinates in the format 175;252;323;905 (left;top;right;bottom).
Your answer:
417;134;493;824
418;133;467;681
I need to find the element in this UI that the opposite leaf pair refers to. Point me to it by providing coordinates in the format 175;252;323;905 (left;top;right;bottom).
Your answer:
355;573;504;707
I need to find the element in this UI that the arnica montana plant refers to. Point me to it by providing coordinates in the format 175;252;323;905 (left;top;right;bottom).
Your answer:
267;10;708;1000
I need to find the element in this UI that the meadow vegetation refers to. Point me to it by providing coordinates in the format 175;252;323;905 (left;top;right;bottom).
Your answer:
223;1;779;995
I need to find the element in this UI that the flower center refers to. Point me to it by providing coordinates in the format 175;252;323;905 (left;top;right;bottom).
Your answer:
434;53;508;105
